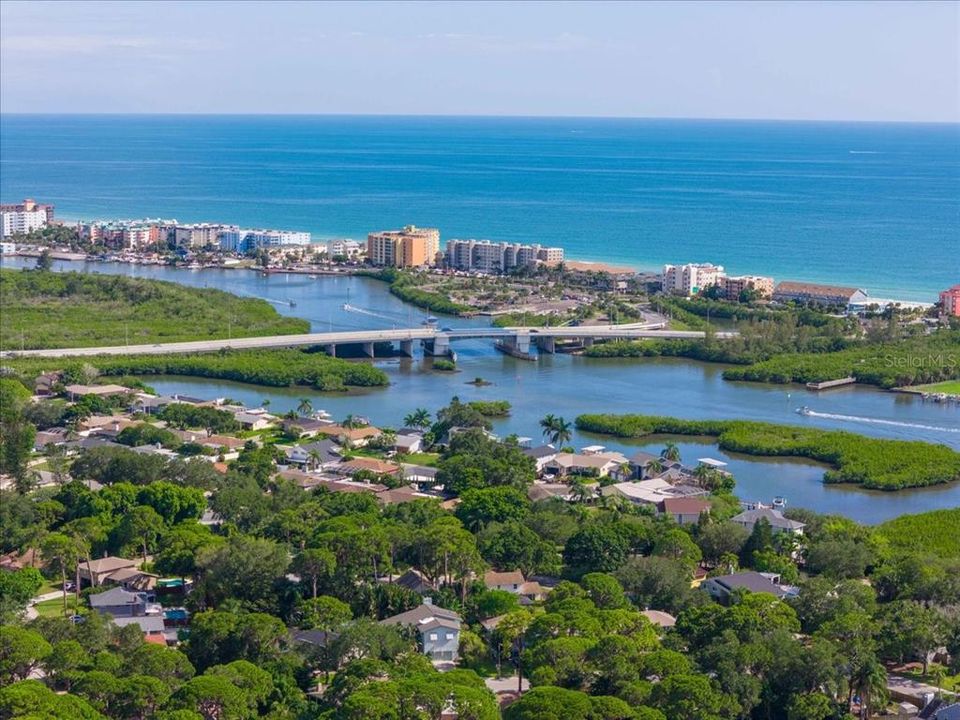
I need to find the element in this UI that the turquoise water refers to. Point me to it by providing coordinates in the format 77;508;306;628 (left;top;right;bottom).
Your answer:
2;115;958;301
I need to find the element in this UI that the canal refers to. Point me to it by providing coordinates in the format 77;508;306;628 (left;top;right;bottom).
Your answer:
5;257;959;522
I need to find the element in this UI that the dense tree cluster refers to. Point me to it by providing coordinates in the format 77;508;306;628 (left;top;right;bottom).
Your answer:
2;395;959;719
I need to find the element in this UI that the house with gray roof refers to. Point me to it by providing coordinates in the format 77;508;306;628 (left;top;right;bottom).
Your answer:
731;508;806;535
380;599;461;663
701;571;799;602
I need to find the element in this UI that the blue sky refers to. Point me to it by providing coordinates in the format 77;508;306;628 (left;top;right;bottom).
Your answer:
1;1;957;121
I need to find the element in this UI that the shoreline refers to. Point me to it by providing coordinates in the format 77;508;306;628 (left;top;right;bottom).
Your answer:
7;235;936;306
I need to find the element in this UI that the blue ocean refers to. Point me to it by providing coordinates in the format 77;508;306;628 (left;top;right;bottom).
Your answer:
1;114;957;300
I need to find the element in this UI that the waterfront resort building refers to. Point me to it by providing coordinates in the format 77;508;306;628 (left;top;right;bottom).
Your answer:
367;225;440;268
773;280;868;309
940;285;960;317
662;263;726;296
445;238;564;274
1;198;54;237
0;241;15;255
722;275;774;300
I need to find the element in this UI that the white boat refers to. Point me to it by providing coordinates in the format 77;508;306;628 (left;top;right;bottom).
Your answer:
795;406;812;416
772;496;787;508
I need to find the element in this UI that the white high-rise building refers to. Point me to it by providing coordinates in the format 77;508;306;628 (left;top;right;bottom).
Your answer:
1;199;53;237
662;263;726;296
445;239;564;274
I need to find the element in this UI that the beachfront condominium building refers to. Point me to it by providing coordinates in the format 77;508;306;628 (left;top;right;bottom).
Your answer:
1;198;54;237
367;225;440;268
175;224;239;248
325;239;363;258
217;229;311;253
445;239;565;274
773;281;868;309
662;263;726;296
123;225;161;249
723;275;774;300
940;285;960;317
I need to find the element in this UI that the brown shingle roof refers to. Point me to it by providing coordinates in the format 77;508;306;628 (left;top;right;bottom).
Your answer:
774;280;861;299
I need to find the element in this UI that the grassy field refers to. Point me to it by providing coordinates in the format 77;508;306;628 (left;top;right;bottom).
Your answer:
1;268;309;349
904;379;960;394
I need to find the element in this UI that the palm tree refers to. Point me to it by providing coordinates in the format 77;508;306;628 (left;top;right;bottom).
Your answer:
852;657;887;720
342;414;358;430
307;449;323;472
661;442;681;462
539;414;558;442
297;398;313;417
693;463;712;487
261;399;271;412
646;458;665;477
551;417;573;447
570;479;593;504
404;408;431;429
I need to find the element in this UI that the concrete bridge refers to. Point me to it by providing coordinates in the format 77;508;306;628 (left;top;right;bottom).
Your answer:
0;323;737;360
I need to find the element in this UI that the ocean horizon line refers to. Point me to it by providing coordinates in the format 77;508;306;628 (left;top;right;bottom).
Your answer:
2;112;958;127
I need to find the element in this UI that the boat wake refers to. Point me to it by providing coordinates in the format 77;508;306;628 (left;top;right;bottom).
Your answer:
803;409;960;434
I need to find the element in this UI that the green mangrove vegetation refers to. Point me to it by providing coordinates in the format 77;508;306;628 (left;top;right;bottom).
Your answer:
465;400;511;417
0;269;309;349
722;330;960;388
6;348;389;391
876;508;960;559
575;413;960;490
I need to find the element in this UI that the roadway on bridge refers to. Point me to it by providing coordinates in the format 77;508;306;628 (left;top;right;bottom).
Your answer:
0;324;736;359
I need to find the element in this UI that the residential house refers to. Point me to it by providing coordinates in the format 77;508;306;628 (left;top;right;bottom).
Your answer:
527;482;573;502
276;469;388;494
111;615;167;644
701;571;799;602
380;599;462;663
394;433;423;454
88;586;161;617
102;567;159;592
545;451;628;479
34;372;62;396
484;570;525;593
601;479;707;507
380;568;437;595
731;508;806;536
484;570;549;604
376;486;436;505
78;556;139;587
337;457;402;477
34;427;69;450
201;434;247;453
281;417;334;439
234;410;274;431
641;610;677;629
314;424;383;447
282;439;342;469
403;465;438;487
522;445;558;474
629;451;685;480
64;384;130;400
658;497;711;525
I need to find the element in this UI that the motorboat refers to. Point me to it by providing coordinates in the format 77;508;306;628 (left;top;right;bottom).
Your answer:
795;406;812;416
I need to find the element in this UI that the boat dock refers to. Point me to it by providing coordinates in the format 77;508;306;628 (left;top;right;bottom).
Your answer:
806;377;856;391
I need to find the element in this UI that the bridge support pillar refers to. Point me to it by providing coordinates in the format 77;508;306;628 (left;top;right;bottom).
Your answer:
362;342;375;358
514;334;530;354
431;335;451;357
399;339;414;357
582;337;594;348
325;344;337;357
537;336;556;354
